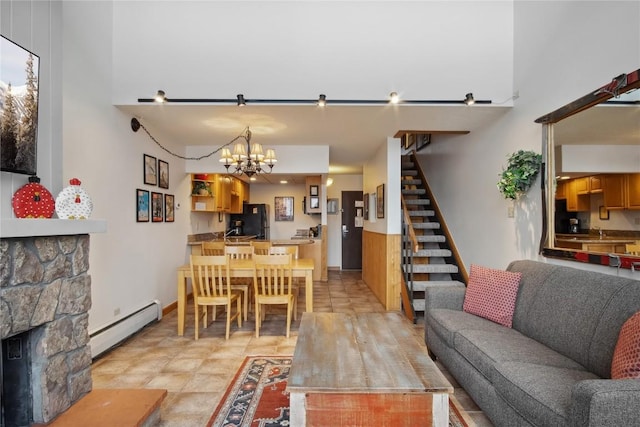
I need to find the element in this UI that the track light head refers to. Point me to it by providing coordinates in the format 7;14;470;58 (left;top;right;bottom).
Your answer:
237;94;246;106
317;94;327;107
389;92;399;104
464;93;475;105
154;90;166;103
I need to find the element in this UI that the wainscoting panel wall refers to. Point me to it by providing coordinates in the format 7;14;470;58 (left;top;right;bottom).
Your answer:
362;230;401;310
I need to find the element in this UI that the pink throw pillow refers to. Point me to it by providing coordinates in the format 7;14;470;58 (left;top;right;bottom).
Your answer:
611;311;640;379
462;264;522;328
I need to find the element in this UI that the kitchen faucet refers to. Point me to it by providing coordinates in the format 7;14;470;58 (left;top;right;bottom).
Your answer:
594;226;604;238
223;229;236;242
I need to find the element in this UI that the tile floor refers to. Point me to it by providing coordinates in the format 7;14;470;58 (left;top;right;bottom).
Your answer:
91;270;493;426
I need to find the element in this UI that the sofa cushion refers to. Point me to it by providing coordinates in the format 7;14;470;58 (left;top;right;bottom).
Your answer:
455;328;586;383
463;264;521;327
426;308;508;348
493;361;599;427
611;311;640;379
507;260;640;378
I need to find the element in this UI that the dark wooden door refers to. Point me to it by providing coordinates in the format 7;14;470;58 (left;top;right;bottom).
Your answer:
341;191;363;270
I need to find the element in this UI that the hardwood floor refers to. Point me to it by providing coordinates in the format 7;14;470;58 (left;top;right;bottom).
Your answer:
91;270;492;426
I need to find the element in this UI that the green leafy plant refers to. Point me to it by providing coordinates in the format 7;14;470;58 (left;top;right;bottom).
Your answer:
192;181;212;196
497;150;542;200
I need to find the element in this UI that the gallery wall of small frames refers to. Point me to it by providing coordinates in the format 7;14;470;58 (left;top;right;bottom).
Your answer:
138;154;174;222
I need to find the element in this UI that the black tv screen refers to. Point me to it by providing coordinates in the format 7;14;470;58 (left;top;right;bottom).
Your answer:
0;35;40;175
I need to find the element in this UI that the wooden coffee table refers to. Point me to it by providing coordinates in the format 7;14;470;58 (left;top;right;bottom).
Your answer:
287;312;453;426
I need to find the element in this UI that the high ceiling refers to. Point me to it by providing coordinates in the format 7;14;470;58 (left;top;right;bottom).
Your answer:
118;103;512;183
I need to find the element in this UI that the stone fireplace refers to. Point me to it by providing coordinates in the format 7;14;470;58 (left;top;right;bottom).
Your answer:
1;234;94;426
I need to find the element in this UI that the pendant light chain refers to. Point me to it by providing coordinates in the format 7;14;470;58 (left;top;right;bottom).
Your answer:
131;118;247;161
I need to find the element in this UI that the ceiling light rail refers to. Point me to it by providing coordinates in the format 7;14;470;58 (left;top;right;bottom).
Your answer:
138;91;492;106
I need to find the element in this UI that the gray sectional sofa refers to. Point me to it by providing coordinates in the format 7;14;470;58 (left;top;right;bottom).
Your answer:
425;259;640;427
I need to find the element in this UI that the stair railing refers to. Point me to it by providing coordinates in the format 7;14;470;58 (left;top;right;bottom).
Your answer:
400;196;419;321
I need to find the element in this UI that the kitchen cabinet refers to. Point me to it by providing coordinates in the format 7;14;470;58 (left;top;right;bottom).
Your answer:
589;175;603;193
555;180;566;200
628;173;640;209
305;175;322;214
190;174;216;212
299;238;323;281
565;179;590;212
215;176;232;212
575;177;590;195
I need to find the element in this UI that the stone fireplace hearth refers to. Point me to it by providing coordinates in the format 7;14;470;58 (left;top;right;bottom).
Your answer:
1;234;93;426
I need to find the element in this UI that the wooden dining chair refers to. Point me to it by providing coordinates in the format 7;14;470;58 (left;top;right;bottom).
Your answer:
253;253;294;338
269;245;300;314
250;240;272;255
202;241;226;255
224;245;254;320
189;255;242;340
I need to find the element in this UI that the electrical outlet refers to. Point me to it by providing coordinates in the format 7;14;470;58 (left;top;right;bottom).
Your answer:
114;308;120;316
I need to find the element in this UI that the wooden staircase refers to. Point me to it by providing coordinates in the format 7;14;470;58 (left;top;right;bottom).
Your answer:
401;154;466;321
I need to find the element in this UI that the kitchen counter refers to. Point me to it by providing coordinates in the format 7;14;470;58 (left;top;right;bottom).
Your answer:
555;234;637;253
188;238;316;247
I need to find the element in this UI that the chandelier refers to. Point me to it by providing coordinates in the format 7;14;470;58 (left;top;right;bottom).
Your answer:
219;128;277;177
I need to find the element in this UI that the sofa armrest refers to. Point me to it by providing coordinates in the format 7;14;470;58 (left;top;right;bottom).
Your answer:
571;379;640;427
424;285;466;312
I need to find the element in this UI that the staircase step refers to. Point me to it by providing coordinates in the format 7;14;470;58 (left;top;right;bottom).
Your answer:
402;179;422;186
401;162;415;169
408;280;466;292
404;264;459;274
408;210;435;217
402;170;418;176
405;199;430;206
416;235;445;243
404;248;451;257
412;222;440;230
402;189;427;195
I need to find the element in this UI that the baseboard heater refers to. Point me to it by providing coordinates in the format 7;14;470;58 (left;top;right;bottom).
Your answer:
89;300;162;359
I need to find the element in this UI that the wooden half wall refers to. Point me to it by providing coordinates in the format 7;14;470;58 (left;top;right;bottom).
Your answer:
362;230;401;311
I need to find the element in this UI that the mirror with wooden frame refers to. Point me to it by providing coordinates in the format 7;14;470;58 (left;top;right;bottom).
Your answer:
538;69;640;269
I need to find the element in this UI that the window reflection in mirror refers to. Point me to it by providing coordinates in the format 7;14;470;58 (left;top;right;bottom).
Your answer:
544;85;640;262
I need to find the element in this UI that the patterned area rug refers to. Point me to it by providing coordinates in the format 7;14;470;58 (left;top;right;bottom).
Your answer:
207;356;474;427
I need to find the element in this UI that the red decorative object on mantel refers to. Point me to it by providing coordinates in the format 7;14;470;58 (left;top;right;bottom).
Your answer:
11;176;56;218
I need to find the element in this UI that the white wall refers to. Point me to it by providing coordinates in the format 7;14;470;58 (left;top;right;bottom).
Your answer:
62;2;192;332
417;0;640;276
111;1;514;105
0;0;62;219
363;138;401;234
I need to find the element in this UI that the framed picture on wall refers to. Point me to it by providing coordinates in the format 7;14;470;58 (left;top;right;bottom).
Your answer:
158;159;169;189
310;196;320;209
274;196;294;221
376;184;385;218
151;192;163;222
136;189;150;222
144;154;157;185
165;194;175;222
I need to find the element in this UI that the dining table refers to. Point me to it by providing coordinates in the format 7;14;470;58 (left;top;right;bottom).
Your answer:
176;258;315;336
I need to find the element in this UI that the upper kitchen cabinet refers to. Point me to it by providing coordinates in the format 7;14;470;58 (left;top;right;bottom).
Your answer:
190;174;216;212
603;173;640;210
306;175;322;214
230;178;250;214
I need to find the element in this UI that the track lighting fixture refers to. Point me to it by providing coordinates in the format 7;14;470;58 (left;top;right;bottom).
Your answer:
464;93;475;105
138;91;491;105
154;90;166;103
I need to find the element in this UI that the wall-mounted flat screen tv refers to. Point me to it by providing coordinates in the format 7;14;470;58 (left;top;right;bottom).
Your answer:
0;35;40;175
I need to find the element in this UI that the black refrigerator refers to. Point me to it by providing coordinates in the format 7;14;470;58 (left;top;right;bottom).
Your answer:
230;203;270;240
